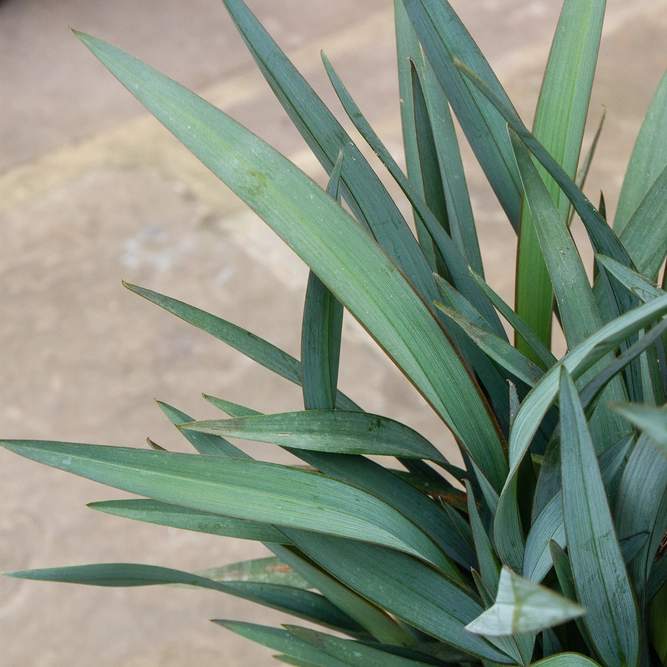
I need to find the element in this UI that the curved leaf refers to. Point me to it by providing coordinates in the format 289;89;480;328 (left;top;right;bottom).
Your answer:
180;411;446;462
75;31;507;491
0;441;444;566
465;566;584;637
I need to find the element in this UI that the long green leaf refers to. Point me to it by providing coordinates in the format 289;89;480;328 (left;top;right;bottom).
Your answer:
465;481;500;594
284;531;514;664
125;283;359;412
612;403;667;459
615;69;667;234
156;400;248;457
465;566;584;637
216;621;351;667
320;53;500;333
401;0;522;225
436;303;544;387
75;31;507;491
618;163;667;281
0;441;443;566
508;292;667;482
200;403;474;570
194;557;309;588
394;0;482;277
302;152;345;411
269;544;414;648
457;61;636;276
287;626;436;667
515;0;605;355
6;563;362;633
89;498;290;543
180;410;446;462
220;0;437;305
559;368;641;667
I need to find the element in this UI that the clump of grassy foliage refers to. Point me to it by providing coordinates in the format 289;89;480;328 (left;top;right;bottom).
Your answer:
4;1;667;665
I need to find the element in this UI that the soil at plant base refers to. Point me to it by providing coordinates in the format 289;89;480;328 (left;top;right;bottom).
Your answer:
1;0;666;665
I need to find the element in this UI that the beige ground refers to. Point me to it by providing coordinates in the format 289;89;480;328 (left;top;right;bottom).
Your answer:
1;0;666;665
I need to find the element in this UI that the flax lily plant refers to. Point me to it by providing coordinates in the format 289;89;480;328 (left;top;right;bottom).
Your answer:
4;0;667;665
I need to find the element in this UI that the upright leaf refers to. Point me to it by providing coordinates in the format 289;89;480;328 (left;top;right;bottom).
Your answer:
220;0;438;305
515;0;605;355
615;69;667;234
401;0;522;225
75;31;508;491
559;369;640;667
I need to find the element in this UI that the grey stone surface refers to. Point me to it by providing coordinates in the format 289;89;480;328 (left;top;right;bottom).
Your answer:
1;0;666;665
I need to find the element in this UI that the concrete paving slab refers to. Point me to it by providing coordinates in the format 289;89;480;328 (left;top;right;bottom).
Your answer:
1;0;666;665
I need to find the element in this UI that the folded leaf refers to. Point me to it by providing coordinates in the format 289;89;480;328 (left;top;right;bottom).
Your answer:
465;566;584;637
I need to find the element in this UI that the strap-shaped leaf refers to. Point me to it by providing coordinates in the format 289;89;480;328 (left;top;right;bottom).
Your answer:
204;394;260;418
612;403;667;459
457;61;636;276
619;162;667;281
6;563;361;634
125;283;359;412
320;53;501;333
195;557;308;589
156;400;248;457
508;292;667;482
288;627;437;667
269;544;414;648
0;441;443;566
559;368;641;667
75;31;507;491
395;0;482;277
464;566;584;637
465;481;500;594
435;303;544;387
615;69;667;234
216;621;351;667
201;403;474;570
220;0;438;305
291;450;470;575
89;498;289;543
283;530;514;664
469;268;557;371
515;0;605;355
302;152;345;411
401;0;522;225
180;410;446;462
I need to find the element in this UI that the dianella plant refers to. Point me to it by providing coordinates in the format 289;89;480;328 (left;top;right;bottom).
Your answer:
4;0;667;665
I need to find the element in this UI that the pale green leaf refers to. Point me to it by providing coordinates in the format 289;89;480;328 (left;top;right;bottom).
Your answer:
74;32;507;491
180;410;446;462
0;441;443;566
464;566;584;636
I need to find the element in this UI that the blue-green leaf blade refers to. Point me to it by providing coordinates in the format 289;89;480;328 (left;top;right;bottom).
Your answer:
88;498;289;543
559;368;641;667
73;32;507;491
0;441;443;565
180;411;446;462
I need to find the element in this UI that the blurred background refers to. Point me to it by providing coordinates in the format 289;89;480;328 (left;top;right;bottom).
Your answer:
1;0;666;664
